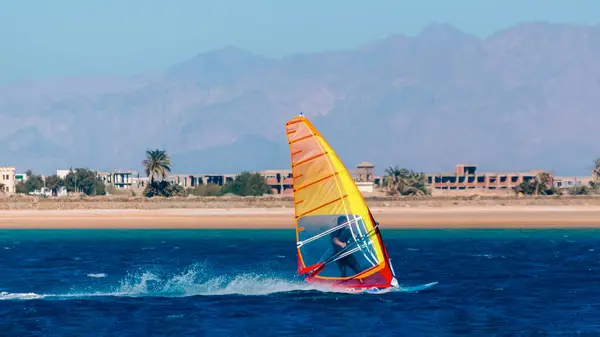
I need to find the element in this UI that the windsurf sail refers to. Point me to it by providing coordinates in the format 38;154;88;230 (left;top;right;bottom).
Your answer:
285;114;397;289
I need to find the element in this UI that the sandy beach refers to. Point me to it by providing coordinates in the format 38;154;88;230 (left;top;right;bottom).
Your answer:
1;206;600;229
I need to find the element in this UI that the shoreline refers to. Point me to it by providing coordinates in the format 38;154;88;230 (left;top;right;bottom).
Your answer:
3;195;600;211
1;206;600;229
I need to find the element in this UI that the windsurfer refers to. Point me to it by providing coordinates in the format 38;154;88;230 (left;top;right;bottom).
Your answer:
331;215;362;278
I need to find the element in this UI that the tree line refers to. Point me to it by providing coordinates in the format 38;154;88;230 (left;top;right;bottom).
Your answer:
3;149;274;198
141;149;272;197
13;168;106;196
512;159;600;196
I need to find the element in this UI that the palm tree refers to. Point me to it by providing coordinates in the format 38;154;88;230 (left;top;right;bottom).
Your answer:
142;149;172;183
593;158;600;183
534;172;552;196
384;165;427;197
515;171;556;196
384;165;400;192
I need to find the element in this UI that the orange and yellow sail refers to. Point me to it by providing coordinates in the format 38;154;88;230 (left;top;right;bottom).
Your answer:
285;114;396;289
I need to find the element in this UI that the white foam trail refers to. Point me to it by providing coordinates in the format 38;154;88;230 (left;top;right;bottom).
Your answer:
0;292;45;300
87;273;107;278
1;263;343;301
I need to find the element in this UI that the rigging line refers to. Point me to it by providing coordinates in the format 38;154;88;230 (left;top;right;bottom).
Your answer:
368;212;389;268
317;248;332;264
316;223;380;270
307;224;380;279
353;217;377;267
337;227;384;284
296;216;363;248
331;247;361;262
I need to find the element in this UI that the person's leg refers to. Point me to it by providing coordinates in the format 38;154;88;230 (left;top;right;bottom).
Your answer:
347;255;362;274
336;260;347;277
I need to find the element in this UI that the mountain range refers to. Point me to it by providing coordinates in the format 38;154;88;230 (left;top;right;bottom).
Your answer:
1;21;600;176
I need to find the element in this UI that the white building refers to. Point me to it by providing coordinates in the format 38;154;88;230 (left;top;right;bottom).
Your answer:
356;181;375;193
553;176;593;189
97;170;138;189
15;173;28;183
0;166;16;194
56;169;71;179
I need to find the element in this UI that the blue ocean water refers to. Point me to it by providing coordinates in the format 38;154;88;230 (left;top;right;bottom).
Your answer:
1;229;600;336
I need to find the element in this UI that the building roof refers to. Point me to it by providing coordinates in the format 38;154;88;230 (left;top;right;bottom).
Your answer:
554;175;593;181
262;169;292;174
357;161;375;168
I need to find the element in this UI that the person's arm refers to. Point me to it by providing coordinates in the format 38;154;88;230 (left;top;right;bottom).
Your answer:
332;236;346;248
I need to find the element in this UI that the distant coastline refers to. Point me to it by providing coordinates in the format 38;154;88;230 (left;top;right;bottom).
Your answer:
1;195;600;229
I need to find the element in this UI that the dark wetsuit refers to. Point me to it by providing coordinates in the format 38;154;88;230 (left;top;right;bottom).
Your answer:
331;217;362;277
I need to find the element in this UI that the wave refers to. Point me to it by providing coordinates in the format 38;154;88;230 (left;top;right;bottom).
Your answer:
1;263;338;301
0;292;45;300
1;263;435;301
470;253;506;259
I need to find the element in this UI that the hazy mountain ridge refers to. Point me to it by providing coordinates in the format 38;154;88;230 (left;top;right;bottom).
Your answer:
1;22;599;175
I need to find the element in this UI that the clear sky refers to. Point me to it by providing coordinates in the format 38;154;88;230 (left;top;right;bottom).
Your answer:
1;0;598;83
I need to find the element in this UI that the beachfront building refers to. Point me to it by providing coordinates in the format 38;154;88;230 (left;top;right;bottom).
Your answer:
169;173;236;189
426;164;552;191
168;171;291;194
261;169;293;195
55;169;141;191
96;170;139;190
350;162;377;193
553;176;594;191
0;166;16;195
163;162;378;196
15;172;27;183
29;186;66;197
257;162;379;195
